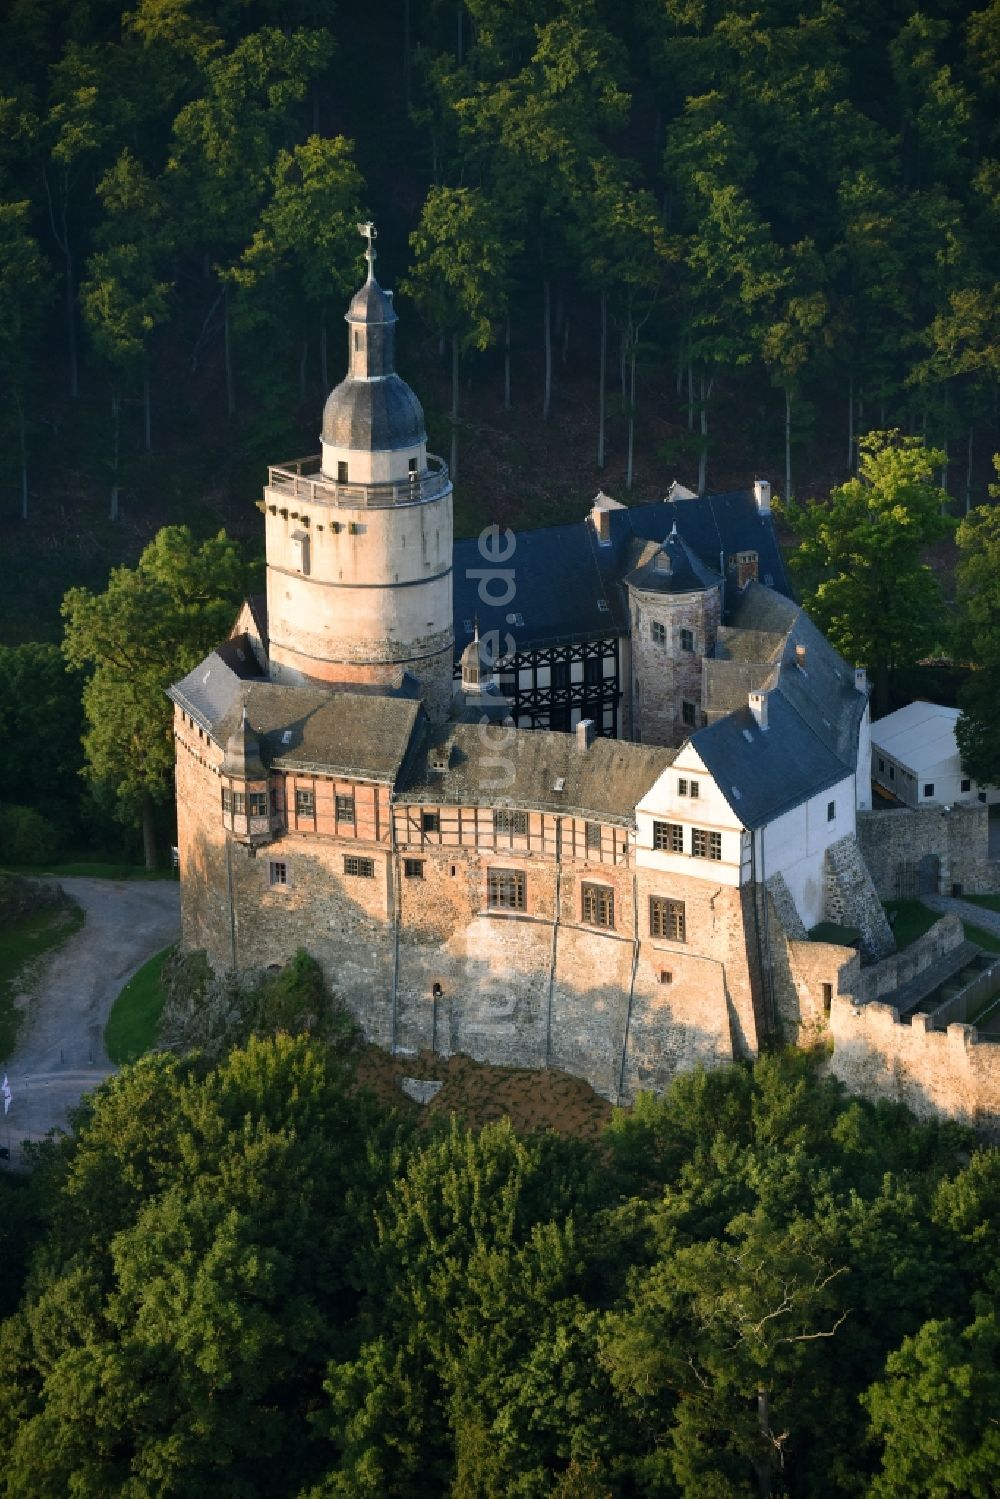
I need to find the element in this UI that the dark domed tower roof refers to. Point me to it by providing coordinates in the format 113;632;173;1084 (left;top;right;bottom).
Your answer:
322;375;426;451
321;220;427;453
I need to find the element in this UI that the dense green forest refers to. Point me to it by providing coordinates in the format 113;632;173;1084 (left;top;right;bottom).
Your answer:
1;0;998;612
0;988;998;1497
1;0;999;859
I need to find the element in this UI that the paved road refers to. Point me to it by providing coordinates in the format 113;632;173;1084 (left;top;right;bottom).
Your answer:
923;893;1000;940
3;878;180;1165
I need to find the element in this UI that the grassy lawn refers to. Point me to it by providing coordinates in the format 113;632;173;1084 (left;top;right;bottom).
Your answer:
882;899;940;950
963;923;1000;953
0;861;177;882
0;902;85;1059
961;895;1000;915
104;947;174;1065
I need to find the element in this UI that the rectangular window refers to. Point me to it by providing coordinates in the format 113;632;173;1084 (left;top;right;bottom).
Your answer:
691;828;722;860
822;981;833;1015
337;460;348;482
549;705;571;732
487;868;526;911
494;809;528;837
584;656;602;686
582;882;615;929
404;858;424;879
653;820;683;852
295;788;315;818
551;660;569;690
878;758;885;773
232;791;246;815
344;855;375;878
651;620;666;645
585;821;602;852
222;787;233;814
889;765;895;780
678;778;700;798
827;800;835;822
408;457;417;473
335;793;355;824
923;783;935;798
421;811;440;834
680;628;694;652
649;896;686;942
268;861;287;887
681;700;697;727
659;969;673;985
249;791;267;818
961;779;972;793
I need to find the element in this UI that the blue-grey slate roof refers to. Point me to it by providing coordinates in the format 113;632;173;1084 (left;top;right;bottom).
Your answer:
452;489;790;657
691;693;853;831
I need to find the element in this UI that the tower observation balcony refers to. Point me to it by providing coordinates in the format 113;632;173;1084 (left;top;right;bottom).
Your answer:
266;453;450;510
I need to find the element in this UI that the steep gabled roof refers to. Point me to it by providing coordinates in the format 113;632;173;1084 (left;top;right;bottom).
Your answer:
451;488;790;658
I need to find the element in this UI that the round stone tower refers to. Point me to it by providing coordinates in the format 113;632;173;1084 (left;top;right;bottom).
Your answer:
264;224;454;721
625;524;722;747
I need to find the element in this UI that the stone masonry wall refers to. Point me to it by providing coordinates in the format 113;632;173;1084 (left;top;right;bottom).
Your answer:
176;722;751;1100
858;804;997;898
823;834;895;961
829;995;1000;1136
765;873;859;1046
629;585;722;748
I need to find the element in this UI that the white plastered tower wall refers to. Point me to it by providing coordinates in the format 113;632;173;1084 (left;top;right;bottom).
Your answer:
265;225;455;721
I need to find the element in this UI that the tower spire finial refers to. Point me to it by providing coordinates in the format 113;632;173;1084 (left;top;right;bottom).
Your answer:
358;220;377;282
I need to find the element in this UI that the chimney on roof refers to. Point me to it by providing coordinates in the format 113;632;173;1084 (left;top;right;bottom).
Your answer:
795;643;807;668
749;690;769;730
854;666;868;695
576;718;596;752
753;478;771;515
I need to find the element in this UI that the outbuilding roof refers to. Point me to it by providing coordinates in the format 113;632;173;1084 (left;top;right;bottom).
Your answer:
870;701;962;774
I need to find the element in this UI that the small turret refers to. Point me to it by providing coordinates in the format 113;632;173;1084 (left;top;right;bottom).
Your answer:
220;706;272;843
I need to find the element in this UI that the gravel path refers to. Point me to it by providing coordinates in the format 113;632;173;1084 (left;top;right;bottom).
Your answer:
922;893;1000;940
2;878;180;1165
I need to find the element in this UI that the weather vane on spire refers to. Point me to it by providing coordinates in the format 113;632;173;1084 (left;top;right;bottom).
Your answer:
358;220;377;279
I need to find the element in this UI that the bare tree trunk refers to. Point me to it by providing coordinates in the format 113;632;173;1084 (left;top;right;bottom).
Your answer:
143;361;151;452
626;333;637;490
697;374;709;494
320;314;328;389
403;0;411;111
676;345;683;396
450;332;459;481
456;2;463;62
966;425;974;514
542;279;552;421
619;331;626;404
43;175;79;400
141;793;157;871
784;386;792;502
562;313;570;366
597;290;607;470
15;393;28;520
504;313;511;411
299;338;308;402
939;440;949;500
110;391;121;521
223;283;235;417
687;362;694;430
847;373;853;471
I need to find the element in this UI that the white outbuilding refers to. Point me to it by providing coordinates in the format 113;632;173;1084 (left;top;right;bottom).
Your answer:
871;700;997;807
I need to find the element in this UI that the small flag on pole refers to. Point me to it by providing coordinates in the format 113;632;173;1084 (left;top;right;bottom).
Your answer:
2;1076;11;1116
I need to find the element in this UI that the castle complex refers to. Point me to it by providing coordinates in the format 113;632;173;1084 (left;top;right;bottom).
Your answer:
170;230;1000;1128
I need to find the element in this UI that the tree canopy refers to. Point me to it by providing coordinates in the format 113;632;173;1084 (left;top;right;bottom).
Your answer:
61;525;256;867
784;431;953;713
0;1029;996;1499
